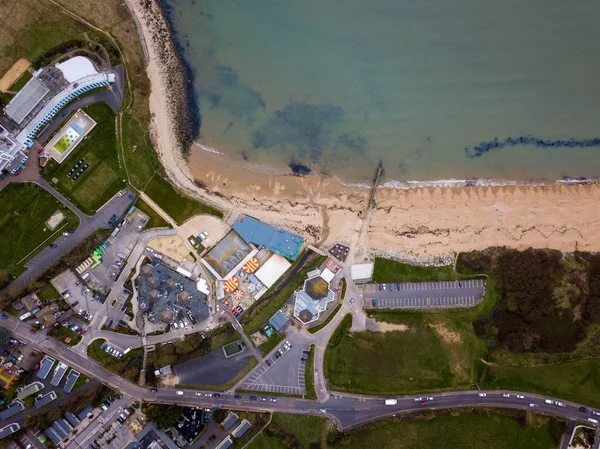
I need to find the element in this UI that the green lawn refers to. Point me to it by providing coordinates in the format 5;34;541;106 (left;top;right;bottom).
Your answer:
372;257;473;283
134;198;172;229
243;253;327;337
0;183;79;275
87;339;143;382
48;326;81;346
36;283;60;301
8;71;33;92
144;174;223;224
330;410;561;449
41;102;124;215
259;333;284;357
483;359;600;408
248;414;328;449
308;303;342;334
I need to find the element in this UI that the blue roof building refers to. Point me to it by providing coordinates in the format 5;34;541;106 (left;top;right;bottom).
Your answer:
0;401;24;420
77;405;93;420
233;215;304;260
268;310;289;332
37;355;56;380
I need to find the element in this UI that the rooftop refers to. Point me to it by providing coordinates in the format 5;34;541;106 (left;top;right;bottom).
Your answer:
4;77;49;124
221;411;239;430
35;391;57;408
293;270;335;325
37;355;56;380
232;419;252;438
202;230;254;279
233;215;304;260
0;400;24;420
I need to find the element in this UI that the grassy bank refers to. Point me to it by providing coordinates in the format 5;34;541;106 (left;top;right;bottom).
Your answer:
134;198;172;229
0;183;79;276
247;413;328;449
308;303;342;334
329;410;562;449
48;326;82;346
372;257;472;283
304;344;317;399
41;102;123;214
144;175;222;224
87;339;143;382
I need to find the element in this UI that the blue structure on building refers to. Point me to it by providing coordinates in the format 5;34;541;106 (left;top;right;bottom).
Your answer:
233;215;304;260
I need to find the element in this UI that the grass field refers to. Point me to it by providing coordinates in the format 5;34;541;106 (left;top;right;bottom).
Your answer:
36;283;60;301
0;183;79;276
87;338;143;382
243;253;327;337
8;70;32;92
41;102;123;214
248;413;328;449
372;257;473;283
48;326;82;346
134;198;171;229
329;410;561;449
144;175;223;224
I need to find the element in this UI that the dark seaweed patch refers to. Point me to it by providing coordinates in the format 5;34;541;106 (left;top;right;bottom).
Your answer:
337;131;367;155
465;135;600;158
252;102;345;162
200;65;265;117
288;157;312;176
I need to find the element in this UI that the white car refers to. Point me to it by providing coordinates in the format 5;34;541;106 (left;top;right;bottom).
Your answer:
413;397;423;402
195;392;202;396
176;391;184;396
502;393;510;398
517;395;525;399
529;403;538;408
205;393;213;398
544;399;552;404
172;322;179;329
478;393;486;397
426;396;433;401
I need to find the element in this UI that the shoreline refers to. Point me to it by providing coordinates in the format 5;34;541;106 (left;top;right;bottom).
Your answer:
127;1;600;261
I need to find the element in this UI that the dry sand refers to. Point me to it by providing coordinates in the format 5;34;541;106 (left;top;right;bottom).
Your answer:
0;58;30;91
128;0;600;262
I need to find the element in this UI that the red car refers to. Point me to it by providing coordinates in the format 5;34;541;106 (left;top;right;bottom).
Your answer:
78;330;87;335
37;147;43;154
420;401;427;406
29;329;36;334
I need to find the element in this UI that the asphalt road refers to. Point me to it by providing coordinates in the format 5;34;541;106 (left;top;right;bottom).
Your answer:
0;313;597;433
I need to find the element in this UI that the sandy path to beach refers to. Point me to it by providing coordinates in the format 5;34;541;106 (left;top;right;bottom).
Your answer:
128;0;600;262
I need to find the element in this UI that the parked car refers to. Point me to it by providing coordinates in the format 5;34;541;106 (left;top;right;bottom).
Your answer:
0;314;8;320
49;244;57;248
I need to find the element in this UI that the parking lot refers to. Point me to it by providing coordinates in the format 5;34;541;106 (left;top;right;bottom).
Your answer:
51;270;97;325
241;334;309;395
365;279;485;309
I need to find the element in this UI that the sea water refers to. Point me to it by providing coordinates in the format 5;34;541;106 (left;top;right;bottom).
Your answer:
163;0;600;183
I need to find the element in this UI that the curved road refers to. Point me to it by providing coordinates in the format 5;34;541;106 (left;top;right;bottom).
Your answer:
0;313;598;433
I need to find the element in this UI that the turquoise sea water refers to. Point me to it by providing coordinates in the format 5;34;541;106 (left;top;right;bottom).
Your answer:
164;0;600;184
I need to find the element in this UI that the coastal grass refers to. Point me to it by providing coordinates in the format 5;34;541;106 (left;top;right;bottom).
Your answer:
304;344;317;399
144;174;223;224
134;198;172;229
242;253;327;337
259;333;285;357
41;102;124;214
0;0;89;75
329;410;561;449
372;257;472;283
0;183;79;276
308;303;342;334
87;338;143;383
8;70;32;92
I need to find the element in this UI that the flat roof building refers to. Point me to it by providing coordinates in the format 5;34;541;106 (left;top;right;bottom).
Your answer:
77;405;93;420
232;419;252;438
268;310;289;332
63;369;80;393
50;361;68;386
0;423;20;439
216;436;233;449
4;77;50;125
0;400;25;420
221;411;239;430
37;355;56;380
201;230;256;280
233;215;304;260
255;254;291;288
17;381;44;400
65;411;80;428
35;391;57;408
351;263;374;283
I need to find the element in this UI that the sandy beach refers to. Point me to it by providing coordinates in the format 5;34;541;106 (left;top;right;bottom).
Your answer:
128;0;600;262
